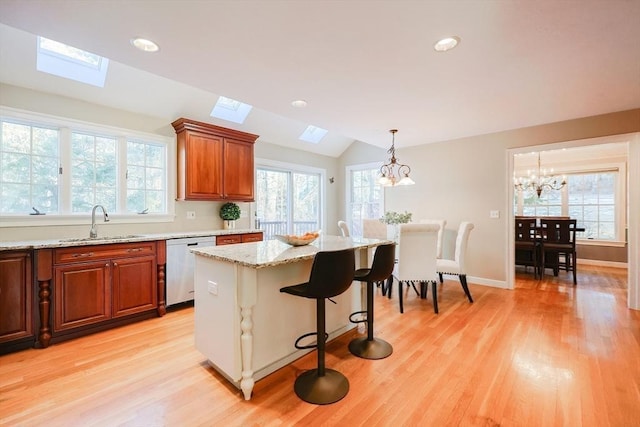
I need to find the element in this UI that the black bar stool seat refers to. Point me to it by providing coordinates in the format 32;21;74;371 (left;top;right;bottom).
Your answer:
348;243;395;359
280;248;355;405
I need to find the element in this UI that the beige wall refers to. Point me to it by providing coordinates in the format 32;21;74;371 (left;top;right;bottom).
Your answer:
339;109;640;284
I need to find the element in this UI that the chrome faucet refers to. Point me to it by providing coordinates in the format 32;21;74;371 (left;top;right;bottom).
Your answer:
90;205;109;238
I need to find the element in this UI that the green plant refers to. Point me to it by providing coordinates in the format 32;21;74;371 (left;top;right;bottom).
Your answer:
219;202;241;221
380;211;412;225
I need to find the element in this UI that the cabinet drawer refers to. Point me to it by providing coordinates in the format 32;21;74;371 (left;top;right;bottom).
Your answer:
241;233;263;243
54;242;157;264
216;235;242;245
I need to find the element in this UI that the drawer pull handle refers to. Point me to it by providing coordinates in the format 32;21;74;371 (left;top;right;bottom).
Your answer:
126;248;144;252
72;252;94;258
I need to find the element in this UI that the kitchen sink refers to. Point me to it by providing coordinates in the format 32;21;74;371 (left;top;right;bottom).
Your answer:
59;234;142;242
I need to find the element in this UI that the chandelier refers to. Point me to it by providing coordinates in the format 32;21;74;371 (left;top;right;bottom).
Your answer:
378;129;415;187
514;152;566;198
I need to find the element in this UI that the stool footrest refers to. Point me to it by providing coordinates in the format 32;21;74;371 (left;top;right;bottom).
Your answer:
348;310;367;324
294;331;329;350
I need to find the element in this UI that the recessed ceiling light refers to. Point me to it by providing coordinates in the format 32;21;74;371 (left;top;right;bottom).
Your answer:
130;38;159;52
434;36;460;52
291;100;307;108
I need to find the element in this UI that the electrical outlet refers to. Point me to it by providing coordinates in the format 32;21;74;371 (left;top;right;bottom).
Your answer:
490;210;500;219
186;211;196;219
207;281;218;295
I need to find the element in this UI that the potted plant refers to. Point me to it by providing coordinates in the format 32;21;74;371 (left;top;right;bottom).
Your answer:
220;202;241;229
380;211;412;240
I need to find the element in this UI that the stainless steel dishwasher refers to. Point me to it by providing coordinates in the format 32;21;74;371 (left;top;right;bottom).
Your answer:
166;236;215;306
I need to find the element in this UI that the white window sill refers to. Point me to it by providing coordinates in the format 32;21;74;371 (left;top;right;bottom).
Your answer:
0;213;175;228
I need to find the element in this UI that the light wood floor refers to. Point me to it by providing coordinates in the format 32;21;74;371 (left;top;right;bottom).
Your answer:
1;266;638;426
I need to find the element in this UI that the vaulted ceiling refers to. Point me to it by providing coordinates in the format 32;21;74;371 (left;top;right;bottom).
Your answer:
0;0;639;157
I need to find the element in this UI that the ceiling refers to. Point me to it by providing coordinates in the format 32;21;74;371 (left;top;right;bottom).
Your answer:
0;0;639;158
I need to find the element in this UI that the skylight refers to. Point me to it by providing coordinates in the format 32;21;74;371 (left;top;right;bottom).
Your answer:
299;125;328;144
210;96;253;124
36;37;109;87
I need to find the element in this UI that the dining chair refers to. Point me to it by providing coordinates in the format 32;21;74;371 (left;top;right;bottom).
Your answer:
539;218;578;284
515;217;541;278
337;220;350;237
394;223;440;314
362;218;388;240
419;219;446;259
436;222;474;305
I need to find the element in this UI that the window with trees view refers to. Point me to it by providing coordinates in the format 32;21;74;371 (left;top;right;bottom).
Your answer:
0;111;168;220
255;163;322;239
346;164;384;238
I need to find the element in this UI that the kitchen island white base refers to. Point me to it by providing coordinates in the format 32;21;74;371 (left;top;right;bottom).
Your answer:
193;249;367;400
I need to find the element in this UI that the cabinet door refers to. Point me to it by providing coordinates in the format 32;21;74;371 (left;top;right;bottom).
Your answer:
0;251;33;344
111;255;157;318
241;233;263;243
223;138;254;201
54;261;111;332
185;132;224;200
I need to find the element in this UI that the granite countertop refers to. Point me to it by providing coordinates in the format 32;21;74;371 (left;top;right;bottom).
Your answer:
191;235;393;269
0;229;263;251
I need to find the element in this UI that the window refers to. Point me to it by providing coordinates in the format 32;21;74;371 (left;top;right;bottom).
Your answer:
37;37;110;88
346;163;384;238
0;120;60;214
514;169;623;243
255;161;323;239
71;132;117;212
0;108;171;225
567;172;616;240
126;140;167;214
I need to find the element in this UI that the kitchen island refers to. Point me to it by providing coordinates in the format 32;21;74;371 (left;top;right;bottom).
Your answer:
191;235;389;400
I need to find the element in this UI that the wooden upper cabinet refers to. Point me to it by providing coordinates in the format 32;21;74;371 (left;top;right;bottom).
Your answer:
172;118;259;201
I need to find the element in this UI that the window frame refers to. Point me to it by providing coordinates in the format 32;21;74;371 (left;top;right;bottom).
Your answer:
514;161;626;246
345;162;385;238
0;107;175;227
255;158;326;239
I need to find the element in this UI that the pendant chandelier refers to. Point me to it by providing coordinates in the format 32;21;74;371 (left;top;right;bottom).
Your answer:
378;129;415;187
514;152;566;198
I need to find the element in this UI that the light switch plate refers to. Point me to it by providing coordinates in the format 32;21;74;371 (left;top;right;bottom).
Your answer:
186;211;196;219
490;210;500;219
207;281;218;295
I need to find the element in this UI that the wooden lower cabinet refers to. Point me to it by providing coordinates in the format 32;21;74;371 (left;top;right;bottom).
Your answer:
0;251;33;354
34;241;165;348
216;232;263;246
54;260;110;331
111;255;157;318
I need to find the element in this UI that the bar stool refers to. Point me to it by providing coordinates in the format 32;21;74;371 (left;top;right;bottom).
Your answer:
348;243;396;359
279;248;355;405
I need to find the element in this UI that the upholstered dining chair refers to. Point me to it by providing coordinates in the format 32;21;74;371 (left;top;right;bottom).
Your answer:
419;219;446;259
337;220;350;237
394;223;440;314
362;218;388;240
436;222;474;306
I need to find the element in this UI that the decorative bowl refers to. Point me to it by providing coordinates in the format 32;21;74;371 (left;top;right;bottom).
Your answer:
274;232;319;246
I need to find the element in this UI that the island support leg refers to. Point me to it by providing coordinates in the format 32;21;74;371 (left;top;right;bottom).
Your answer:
238;266;258;400
240;306;254;400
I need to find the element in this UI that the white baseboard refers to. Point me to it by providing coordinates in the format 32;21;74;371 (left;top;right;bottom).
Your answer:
466;276;508;289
